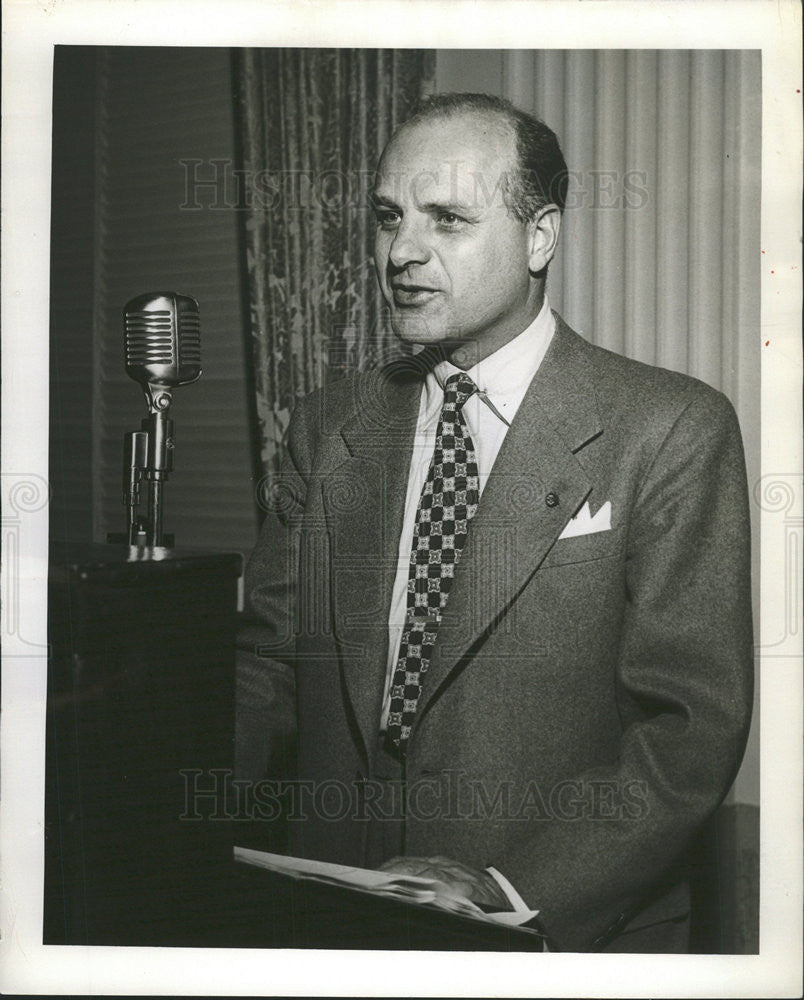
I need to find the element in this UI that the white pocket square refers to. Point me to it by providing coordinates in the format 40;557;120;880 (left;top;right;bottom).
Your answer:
558;501;612;539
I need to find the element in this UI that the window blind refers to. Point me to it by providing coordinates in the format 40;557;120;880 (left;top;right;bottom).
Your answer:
93;47;257;553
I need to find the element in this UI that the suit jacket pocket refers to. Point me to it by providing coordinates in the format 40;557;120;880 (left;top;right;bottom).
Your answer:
539;524;625;569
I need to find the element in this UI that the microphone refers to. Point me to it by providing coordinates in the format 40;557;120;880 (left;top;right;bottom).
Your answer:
124;291;201;406
117;292;202;548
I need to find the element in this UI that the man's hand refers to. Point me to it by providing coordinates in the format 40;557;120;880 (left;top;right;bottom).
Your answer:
378;854;512;910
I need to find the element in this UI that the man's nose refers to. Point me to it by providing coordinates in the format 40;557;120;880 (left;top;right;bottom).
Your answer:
387;220;431;269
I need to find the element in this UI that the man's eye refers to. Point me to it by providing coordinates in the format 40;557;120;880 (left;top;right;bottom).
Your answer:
437;212;464;229
375;209;401;228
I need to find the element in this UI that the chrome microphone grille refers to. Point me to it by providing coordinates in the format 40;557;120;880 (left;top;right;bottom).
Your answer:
123;292;202;387
125;310;174;366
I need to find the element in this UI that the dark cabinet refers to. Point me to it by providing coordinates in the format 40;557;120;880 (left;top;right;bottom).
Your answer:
44;544;241;946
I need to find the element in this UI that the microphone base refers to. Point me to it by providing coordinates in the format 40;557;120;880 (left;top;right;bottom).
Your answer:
106;532;175;547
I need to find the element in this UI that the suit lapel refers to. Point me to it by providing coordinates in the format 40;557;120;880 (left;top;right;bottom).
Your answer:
319;324;605;746
322;364;422;755
415;318;604;721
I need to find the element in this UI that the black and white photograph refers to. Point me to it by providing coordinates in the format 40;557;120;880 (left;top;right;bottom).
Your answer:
1;1;801;996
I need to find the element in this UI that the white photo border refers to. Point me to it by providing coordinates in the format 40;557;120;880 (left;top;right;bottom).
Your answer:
1;1;801;996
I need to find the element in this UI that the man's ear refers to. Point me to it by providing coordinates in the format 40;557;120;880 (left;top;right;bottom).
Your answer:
527;204;562;274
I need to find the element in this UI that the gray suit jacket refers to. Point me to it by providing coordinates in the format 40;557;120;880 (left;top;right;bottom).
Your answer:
239;315;754;952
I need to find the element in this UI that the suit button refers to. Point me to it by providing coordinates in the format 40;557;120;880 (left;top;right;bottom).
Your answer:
545;492;559;508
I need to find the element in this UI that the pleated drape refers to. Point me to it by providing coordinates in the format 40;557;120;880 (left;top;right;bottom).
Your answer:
234;49;435;479
495;50;760;438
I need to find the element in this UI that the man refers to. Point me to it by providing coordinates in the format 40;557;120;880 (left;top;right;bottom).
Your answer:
238;93;753;952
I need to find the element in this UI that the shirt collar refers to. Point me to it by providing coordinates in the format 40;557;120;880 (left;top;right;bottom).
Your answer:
423;296;556;424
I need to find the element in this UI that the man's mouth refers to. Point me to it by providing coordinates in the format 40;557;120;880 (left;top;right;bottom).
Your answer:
391;284;439;305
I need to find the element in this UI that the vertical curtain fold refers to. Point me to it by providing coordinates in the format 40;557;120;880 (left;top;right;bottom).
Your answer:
234;49;435;482
501;48;759;419
624;49;658;363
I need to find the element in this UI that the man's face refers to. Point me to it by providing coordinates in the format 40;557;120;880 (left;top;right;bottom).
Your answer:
372;113;545;364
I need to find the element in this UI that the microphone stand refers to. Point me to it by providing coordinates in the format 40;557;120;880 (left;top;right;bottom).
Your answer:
122;384;175;547
123;429;148;545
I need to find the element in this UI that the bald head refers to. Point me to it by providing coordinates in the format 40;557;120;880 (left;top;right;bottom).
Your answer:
377;109;520;222
384;92;569;222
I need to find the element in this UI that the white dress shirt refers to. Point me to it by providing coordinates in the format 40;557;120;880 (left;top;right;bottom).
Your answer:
380;298;556;727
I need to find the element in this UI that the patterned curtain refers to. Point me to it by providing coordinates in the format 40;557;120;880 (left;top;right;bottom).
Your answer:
234;49;435;486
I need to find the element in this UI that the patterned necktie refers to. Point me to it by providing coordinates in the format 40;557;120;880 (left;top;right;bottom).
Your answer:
385;372;480;755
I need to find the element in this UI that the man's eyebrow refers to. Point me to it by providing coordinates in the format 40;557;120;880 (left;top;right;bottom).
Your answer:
369;193;481;216
419;199;480;215
369;191;401;209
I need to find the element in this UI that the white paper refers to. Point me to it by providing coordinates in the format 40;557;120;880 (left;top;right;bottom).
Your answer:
234;846;541;929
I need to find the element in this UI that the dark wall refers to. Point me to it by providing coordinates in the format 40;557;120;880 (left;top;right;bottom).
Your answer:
50;47;97;545
49;47;257;553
